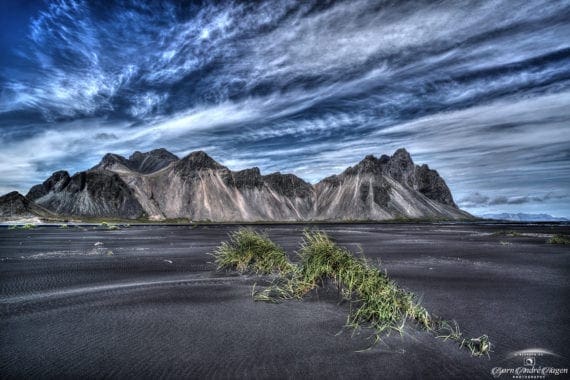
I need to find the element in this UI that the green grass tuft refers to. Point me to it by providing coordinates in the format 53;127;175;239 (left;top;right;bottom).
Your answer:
547;234;570;245
8;223;36;230
99;221;120;230
214;229;492;357
211;228;293;274
292;231;433;334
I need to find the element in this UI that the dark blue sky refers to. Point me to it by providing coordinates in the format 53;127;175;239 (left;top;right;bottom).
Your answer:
0;0;569;217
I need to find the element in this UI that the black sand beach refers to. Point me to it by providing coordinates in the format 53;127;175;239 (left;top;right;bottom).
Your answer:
1;223;569;379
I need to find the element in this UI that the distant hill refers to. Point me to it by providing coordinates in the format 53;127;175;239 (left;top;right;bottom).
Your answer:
480;213;568;222
2;148;472;222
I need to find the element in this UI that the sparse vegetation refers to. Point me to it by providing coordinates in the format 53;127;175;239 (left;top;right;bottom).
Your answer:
211;228;293;274
547;234;570;245
8;223;36;230
59;224;69;229
492;230;522;237
100;221;120;230
212;229;491;357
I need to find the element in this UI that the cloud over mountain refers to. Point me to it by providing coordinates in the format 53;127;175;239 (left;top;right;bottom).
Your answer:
0;0;569;216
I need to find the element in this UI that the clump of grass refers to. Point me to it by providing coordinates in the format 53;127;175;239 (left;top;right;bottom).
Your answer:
59;224;69;229
292;231;433;335
8;223;36;230
435;320;491;357
99;221;120;230
547;234;570;245
229;230;491;357
211;228;293;274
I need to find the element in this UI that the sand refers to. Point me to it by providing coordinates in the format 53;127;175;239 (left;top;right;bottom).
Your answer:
1;223;569;379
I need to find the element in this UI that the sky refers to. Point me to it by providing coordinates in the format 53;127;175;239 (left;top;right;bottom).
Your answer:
0;0;569;217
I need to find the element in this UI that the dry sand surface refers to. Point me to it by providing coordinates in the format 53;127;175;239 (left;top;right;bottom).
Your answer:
1;223;569;379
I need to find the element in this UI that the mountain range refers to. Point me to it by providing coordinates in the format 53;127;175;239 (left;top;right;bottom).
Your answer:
480;213;569;222
0;148;472;222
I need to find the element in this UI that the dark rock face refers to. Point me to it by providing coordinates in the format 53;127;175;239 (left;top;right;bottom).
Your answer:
386;148;415;185
263;172;313;198
30;170;144;219
27;171;71;201
173;151;226;177
414;164;457;207
93;148;178;174
230;168;264;190
0;192;34;217
0;191;54;219
128;148;179;173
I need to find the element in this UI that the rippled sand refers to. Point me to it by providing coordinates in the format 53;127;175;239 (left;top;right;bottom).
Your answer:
1;223;569;378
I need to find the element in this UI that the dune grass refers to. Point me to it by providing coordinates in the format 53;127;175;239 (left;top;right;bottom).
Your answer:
211;228;293;274
547;234;570;245
8;223;36;230
293;231;433;338
99;222;120;230
212;228;491;357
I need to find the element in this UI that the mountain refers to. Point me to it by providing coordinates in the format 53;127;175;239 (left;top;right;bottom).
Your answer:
0;191;56;221
6;147;471;222
26;170;143;219
314;149;462;220
480;213;569;222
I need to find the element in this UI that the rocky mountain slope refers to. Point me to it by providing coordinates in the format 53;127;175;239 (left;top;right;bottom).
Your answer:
0;191;56;221
26;170;143;219
314;149;462;220
1;148;472;221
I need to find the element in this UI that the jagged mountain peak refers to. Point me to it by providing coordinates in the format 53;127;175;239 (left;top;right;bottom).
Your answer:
391;147;412;161
128;148;178;162
94;148;178;174
345;149;406;176
176;151;226;171
351;154;384;174
99;153;127;165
